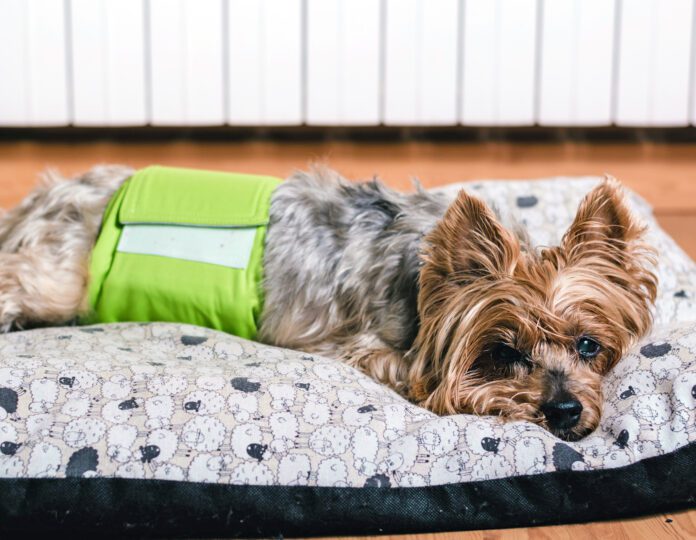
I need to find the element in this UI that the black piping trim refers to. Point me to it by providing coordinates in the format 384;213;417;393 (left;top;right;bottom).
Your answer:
1;441;695;538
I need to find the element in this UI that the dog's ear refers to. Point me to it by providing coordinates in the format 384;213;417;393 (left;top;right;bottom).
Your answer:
560;176;658;314
561;176;645;260
424;190;519;283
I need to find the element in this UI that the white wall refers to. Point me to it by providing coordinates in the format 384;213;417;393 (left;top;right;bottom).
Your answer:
1;0;695;127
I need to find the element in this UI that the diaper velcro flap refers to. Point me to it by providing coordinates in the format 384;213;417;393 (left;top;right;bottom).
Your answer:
118;165;281;227
88;165;278;336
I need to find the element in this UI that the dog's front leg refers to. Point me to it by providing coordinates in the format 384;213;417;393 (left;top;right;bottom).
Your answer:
338;340;411;397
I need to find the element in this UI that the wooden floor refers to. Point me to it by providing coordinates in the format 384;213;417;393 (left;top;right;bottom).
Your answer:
0;139;694;539
1;140;694;259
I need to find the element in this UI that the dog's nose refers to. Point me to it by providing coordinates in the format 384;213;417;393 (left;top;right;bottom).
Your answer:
541;399;583;430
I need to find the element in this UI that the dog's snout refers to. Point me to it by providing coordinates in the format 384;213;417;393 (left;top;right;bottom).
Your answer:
541;398;583;430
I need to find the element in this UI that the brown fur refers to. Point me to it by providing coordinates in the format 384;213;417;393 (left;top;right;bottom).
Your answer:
404;178;656;440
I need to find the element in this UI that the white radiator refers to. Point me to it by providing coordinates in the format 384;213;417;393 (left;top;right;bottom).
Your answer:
1;0;694;127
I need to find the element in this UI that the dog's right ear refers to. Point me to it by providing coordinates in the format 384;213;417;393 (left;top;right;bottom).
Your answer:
423;190;519;283
561;176;645;260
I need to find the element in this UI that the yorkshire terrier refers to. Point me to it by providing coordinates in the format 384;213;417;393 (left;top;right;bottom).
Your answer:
0;166;657;441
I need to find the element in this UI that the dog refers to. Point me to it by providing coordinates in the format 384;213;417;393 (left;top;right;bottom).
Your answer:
0;166;657;441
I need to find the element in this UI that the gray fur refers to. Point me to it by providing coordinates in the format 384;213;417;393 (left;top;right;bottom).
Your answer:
0;165;131;330
259;168;449;357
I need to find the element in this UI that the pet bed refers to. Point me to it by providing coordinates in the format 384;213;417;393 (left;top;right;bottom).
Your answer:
0;177;694;537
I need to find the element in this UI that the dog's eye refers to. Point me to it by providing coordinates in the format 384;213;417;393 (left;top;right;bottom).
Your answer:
493;344;525;364
577;337;601;359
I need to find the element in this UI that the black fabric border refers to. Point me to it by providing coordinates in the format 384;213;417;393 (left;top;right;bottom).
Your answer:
1;441;695;538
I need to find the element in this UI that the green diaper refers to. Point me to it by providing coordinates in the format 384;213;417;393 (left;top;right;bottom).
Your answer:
86;165;281;339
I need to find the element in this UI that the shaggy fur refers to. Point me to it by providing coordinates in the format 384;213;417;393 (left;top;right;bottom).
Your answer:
0;166;657;441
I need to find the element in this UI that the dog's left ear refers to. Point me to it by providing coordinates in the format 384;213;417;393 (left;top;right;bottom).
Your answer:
561;176;646;260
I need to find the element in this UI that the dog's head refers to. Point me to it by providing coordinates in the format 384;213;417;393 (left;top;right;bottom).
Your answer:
409;178;657;441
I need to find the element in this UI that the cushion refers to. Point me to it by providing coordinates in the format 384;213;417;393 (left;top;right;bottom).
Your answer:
0;177;694;537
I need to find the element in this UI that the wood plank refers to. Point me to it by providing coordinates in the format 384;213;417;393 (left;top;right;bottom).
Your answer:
654;214;696;259
325;509;696;539
1;141;695;213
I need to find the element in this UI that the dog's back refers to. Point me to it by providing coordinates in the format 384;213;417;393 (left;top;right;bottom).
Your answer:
259;168;449;358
